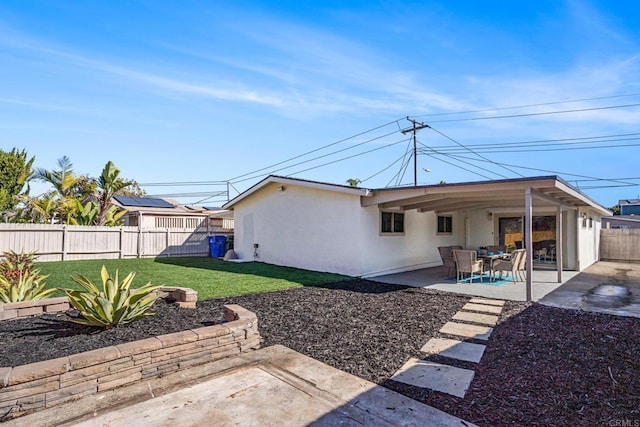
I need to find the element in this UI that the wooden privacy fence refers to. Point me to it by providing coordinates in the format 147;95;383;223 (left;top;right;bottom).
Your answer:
600;228;640;262
0;223;214;262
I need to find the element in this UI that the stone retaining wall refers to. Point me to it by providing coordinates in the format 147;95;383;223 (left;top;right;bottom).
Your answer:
0;304;261;419
0;286;198;321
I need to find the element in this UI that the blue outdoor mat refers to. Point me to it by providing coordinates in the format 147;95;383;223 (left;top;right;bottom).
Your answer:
448;274;515;286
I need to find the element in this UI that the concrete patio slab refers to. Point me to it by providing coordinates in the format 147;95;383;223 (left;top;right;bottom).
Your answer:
452;311;499;326
369;267;579;301
7;345;475;427
421;338;486;363
391;358;475;398
440;321;493;341
469;298;505;306
462;303;503;314
539;261;640;319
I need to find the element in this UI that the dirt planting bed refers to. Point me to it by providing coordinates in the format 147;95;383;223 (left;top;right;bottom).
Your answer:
2;279;638;426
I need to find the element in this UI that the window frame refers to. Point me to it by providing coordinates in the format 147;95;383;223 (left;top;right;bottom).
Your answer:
437;215;453;234
380;211;405;235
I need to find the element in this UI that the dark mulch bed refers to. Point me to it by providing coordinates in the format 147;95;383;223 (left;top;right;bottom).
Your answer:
2;279;639;426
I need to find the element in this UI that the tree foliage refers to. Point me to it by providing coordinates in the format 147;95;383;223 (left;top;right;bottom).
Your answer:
0;148;34;213
24;157;137;226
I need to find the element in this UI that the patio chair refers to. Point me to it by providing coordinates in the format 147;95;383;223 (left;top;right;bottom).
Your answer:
452;249;484;283
535;247;547;261
516;249;527;281
438;245;462;277
492;249;526;283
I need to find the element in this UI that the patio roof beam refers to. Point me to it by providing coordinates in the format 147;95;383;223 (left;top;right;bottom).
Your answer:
530;188;577;209
379;194;447;209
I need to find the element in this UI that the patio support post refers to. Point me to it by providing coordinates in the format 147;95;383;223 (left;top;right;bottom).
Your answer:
525;188;533;301
556;206;563;283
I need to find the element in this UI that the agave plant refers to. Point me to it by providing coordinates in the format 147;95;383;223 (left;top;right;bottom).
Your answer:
0;270;55;303
62;266;162;328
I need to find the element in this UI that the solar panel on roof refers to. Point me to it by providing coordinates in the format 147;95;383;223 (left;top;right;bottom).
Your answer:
113;195;175;208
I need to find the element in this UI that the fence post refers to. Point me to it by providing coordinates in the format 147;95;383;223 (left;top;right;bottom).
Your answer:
137;212;143;258
119;227;124;259
61;226;67;261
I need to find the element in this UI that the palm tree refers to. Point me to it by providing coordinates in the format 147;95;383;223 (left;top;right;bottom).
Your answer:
346;178;361;187
33;156;79;198
95;161;132;225
33;156;84;223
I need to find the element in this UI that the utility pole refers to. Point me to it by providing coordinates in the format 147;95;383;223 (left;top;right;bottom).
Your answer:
401;117;430;186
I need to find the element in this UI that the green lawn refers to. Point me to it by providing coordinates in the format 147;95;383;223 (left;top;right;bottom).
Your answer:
36;257;350;300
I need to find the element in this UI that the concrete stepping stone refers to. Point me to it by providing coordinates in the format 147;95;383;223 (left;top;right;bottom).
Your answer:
391;358;475;398
462;303;503;314
421;338;486;363
440;321;493;341
469;298;505;306
453;311;499;326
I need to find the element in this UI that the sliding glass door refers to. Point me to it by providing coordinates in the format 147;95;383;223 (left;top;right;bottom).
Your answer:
498;215;556;263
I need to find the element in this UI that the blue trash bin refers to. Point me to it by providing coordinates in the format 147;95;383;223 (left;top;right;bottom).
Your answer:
208;235;227;257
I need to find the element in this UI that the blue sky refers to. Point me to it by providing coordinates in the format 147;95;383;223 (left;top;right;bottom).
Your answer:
1;1;639;207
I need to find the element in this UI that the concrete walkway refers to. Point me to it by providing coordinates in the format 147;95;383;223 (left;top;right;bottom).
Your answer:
370;266;578;301
391;298;505;399
539;260;640;318
7;345;476;427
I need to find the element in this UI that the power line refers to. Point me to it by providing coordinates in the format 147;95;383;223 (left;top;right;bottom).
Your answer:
227;118;404;182
418;141;640;154
420;133;640;152
413;92;640;118
416;140;495;180
442;154;639;187
426;103;640;124
427;125;525;177
230;127;404;185
282;137;410;179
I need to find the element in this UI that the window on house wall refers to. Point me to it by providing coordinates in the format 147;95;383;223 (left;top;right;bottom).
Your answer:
437;215;453;234
381;211;404;234
588;217;593;229
581;214;588;228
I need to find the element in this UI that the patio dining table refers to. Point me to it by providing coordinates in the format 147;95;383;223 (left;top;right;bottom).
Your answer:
478;253;511;281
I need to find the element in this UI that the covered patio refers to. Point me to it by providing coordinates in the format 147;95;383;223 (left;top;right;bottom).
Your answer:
363;175;610;301
370;266;579;301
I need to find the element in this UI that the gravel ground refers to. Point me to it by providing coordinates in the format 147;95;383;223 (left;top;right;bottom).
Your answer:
2;279;639;426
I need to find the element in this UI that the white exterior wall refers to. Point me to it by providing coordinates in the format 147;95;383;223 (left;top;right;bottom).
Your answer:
231;182;605;276
358;209;465;277
232;183;468;277
232;183;365;276
576;210;602;270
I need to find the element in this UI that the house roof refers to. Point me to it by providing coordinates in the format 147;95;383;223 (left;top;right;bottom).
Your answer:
223;175;372;209
113;195;176;209
224;174;612;215
363;175;611;215
619;199;640;206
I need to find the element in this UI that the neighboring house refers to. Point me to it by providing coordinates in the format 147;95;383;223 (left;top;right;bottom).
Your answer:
113;195;234;234
619;199;640;216
222;175;610;279
602;215;640;230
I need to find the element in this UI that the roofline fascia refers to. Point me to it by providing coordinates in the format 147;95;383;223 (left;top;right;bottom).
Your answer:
223;175;372;209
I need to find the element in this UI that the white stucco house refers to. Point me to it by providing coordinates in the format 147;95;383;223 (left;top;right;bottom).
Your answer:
223;175;610;295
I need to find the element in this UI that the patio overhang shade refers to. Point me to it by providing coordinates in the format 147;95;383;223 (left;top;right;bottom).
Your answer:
362;175;611;301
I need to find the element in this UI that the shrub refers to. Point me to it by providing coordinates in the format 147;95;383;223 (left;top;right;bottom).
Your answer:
0;250;39;287
0;271;55;303
61;265;162;329
0;250;53;303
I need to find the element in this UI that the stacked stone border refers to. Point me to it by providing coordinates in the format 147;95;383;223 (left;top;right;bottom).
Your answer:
0;304;261;419
0;286;198;321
